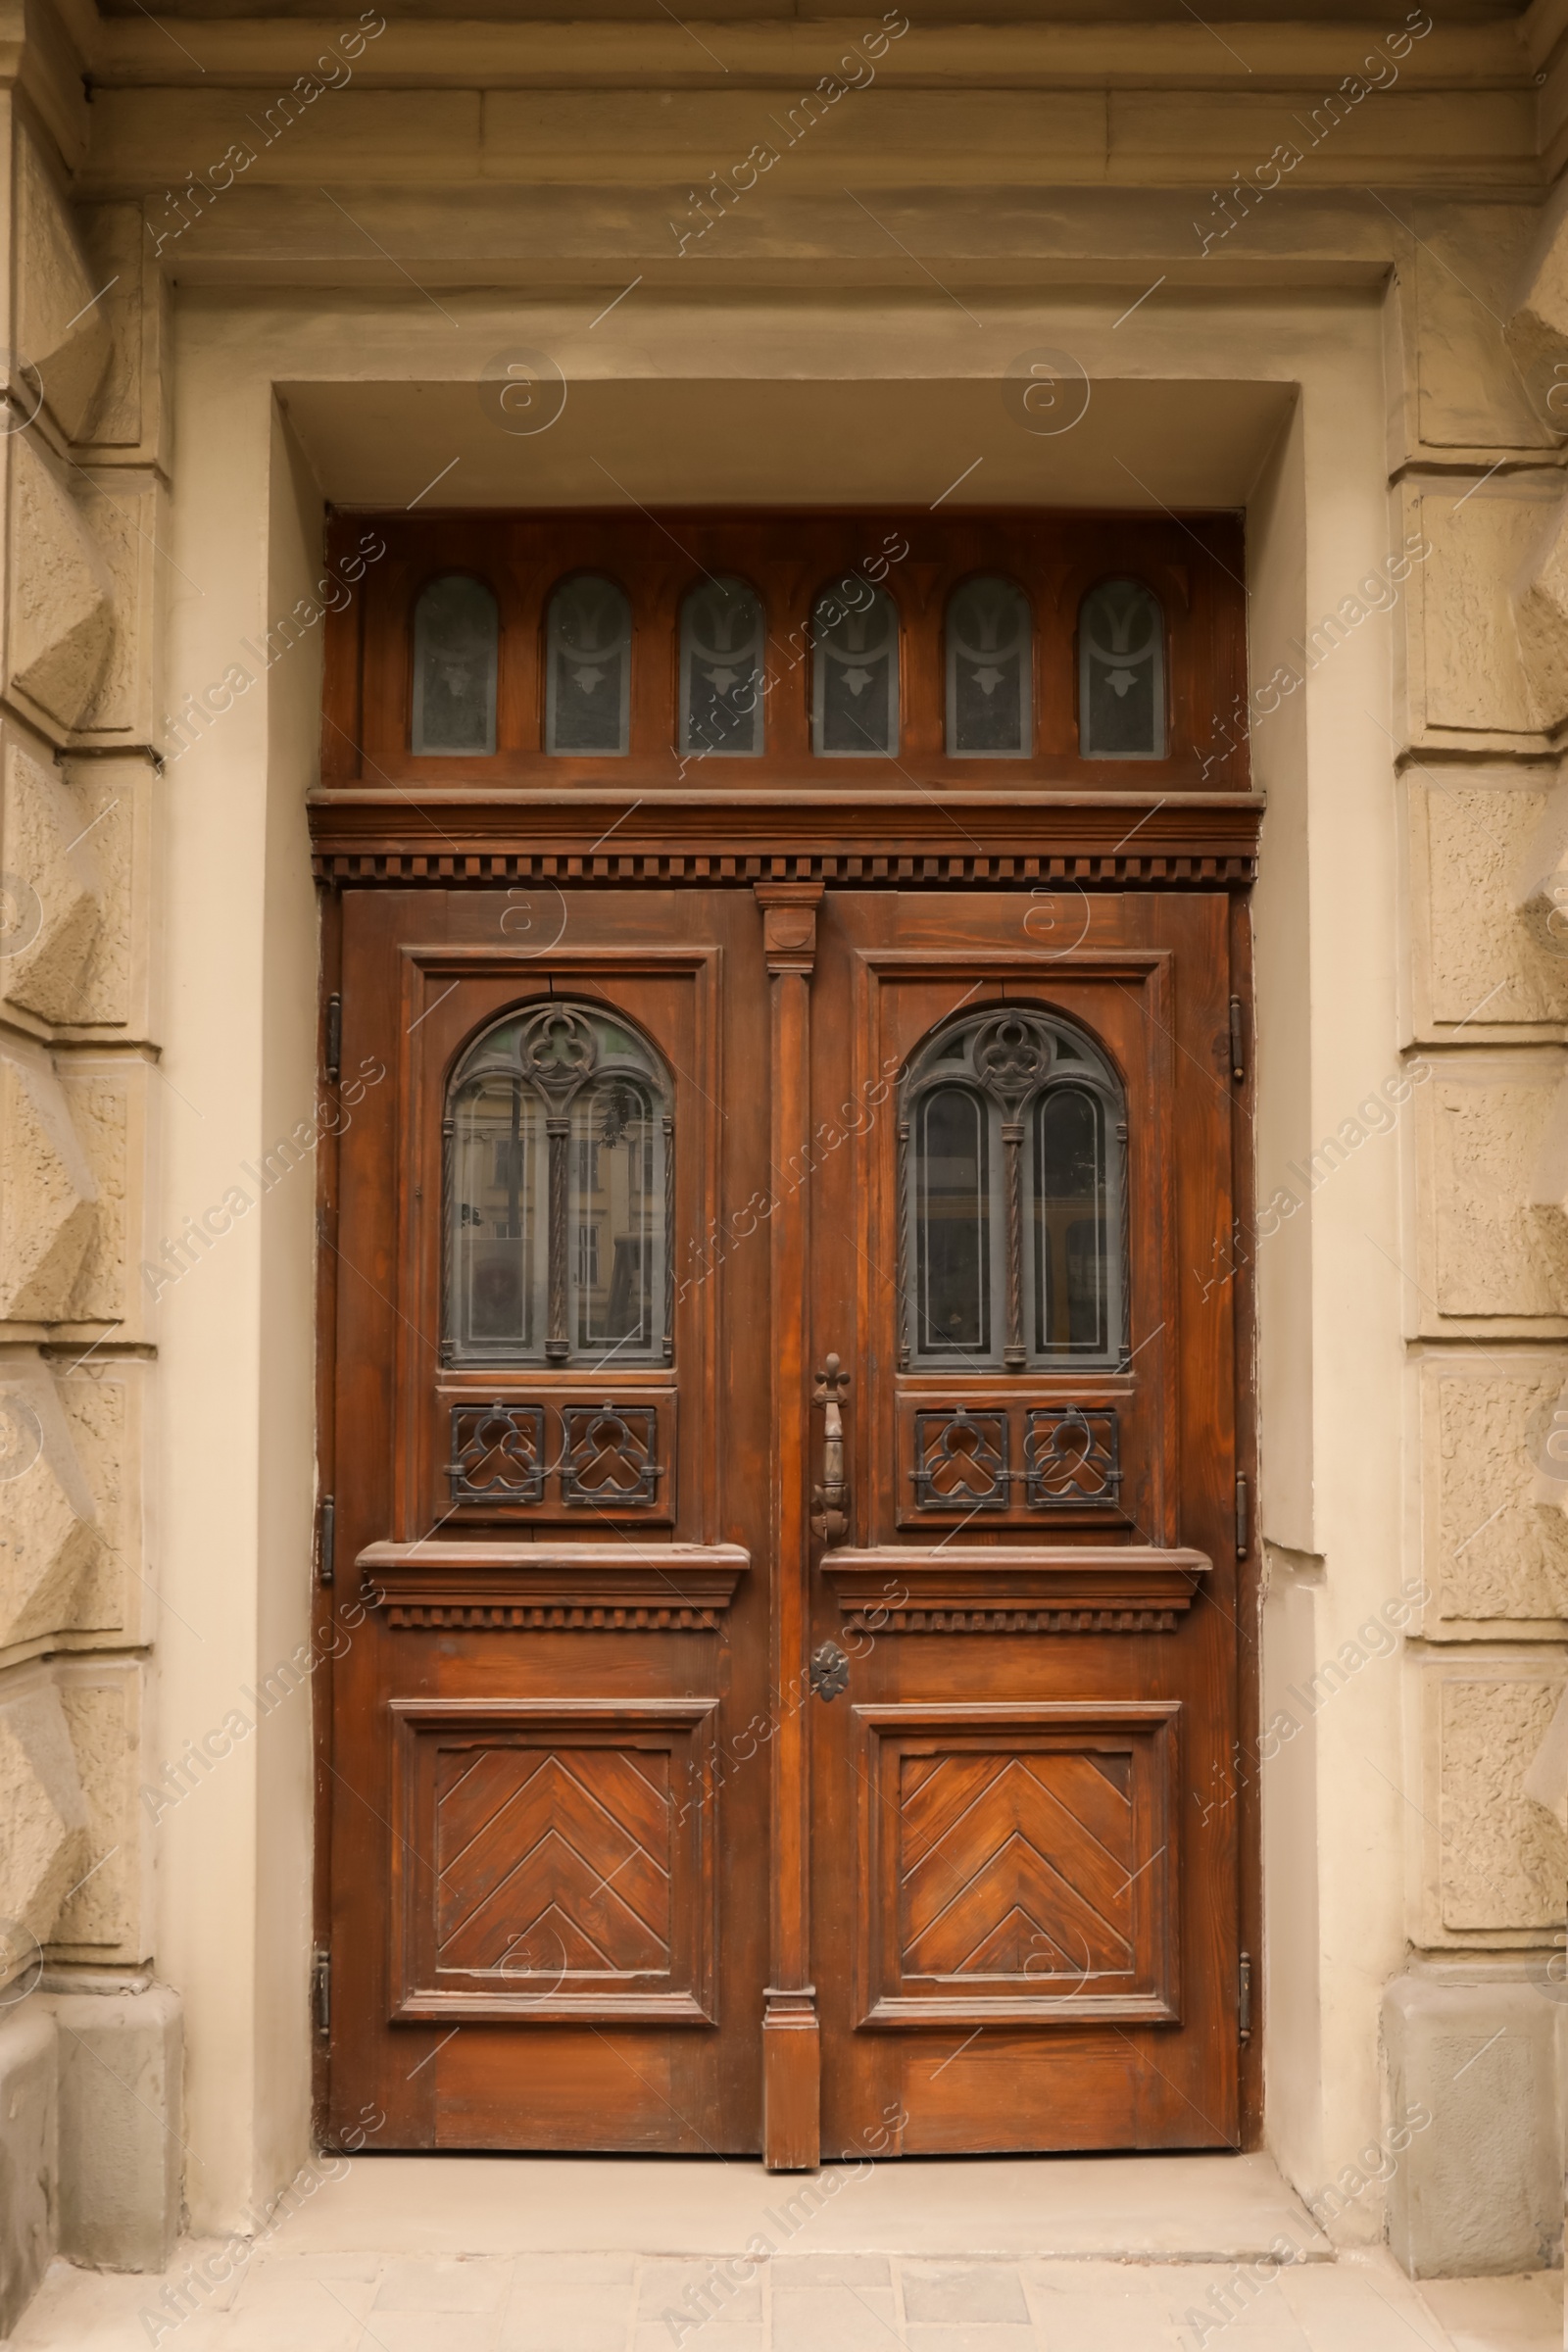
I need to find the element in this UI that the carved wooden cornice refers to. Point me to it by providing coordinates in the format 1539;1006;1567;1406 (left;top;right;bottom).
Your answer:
358;1538;749;1629
823;1543;1210;1633
309;790;1262;890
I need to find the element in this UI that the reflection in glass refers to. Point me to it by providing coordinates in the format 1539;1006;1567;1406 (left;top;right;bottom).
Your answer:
446;1002;669;1365
1034;1086;1108;1354
680;577;765;757
412;574;499;756
570;1080;656;1353
1079;578;1165;758
545;575;632;756
450;1076;544;1353
947;576;1032;756
915;1087;990;1355
811;579;899;756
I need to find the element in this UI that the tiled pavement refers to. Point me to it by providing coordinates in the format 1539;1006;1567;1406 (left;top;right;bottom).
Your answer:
9;2247;1561;2352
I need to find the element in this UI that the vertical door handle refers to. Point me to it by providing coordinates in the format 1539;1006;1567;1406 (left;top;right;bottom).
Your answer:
811;1353;851;1546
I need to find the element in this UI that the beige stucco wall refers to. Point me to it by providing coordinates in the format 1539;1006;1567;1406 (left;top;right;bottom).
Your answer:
2;0;1566;2271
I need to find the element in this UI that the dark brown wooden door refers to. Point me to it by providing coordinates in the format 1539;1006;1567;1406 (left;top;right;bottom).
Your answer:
322;879;1247;2159
801;888;1244;2155
325;884;777;2152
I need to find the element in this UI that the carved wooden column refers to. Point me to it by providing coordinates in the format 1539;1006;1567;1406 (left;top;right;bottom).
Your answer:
756;880;822;2171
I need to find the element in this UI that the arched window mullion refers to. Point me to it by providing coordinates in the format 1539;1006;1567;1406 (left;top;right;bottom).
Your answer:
444;1002;671;1367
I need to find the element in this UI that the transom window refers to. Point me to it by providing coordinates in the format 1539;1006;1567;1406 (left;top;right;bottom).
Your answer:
901;1007;1126;1372
342;514;1243;789
445;1002;671;1367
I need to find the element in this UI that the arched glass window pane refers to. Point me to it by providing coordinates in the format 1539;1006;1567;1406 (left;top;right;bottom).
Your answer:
450;1075;545;1355
412;574;498;756
680;577;764;757
915;1086;990;1357
902;1008;1124;1371
446;1002;669;1365
1034;1086;1108;1355
545;575;631;757
1079;579;1165;759
570;1078;657;1353
811;579;898;757
947;576;1031;756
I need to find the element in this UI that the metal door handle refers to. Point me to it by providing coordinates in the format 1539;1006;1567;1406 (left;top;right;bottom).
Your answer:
811;1352;851;1546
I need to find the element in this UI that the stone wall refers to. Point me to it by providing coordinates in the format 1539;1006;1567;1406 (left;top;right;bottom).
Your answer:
0;74;177;2328
1377;192;1568;2275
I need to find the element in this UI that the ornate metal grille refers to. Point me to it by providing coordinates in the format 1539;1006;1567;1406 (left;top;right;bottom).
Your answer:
911;1409;1009;1510
1024;1406;1122;1508
447;1402;546;1503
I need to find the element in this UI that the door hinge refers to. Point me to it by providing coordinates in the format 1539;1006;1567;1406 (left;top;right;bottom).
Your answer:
312;1946;331;2035
1239;1949;1253;2042
316;1494;335;1587
1228;995;1245;1084
325;993;342;1084
1235;1473;1250;1560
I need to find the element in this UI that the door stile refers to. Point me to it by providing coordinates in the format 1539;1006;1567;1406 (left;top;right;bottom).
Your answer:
756;881;824;2170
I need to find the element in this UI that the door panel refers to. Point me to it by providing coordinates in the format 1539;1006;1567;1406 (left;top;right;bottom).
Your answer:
327;886;771;2152
323;880;1246;2159
806;889;1241;2155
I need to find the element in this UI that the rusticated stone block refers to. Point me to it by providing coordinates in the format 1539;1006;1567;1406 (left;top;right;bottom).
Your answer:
0;1678;90;1977
74;203;155;458
72;471;160;740
14;127;113;447
1417;483;1561;738
1423;1358;1568;1625
56;1355;147;1648
55;1055;145;1328
1419;1056;1568;1321
0;1351;100;1657
1514;492;1568;738
1417;209;1556;453
1437;1671;1567;1934
0;732;135;1030
49;1662;144;1963
0;1042;99;1322
1406;771;1568;1032
4;435;116;737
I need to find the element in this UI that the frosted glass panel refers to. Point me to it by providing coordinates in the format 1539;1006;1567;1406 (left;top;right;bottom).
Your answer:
450;1076;545;1356
680;577;764;757
570;1080;657;1354
915;1086;990;1357
545;575;632;756
412;574;498;756
1033;1086;1108;1354
811;580;899;757
947;576;1031;756
1079;578;1165;759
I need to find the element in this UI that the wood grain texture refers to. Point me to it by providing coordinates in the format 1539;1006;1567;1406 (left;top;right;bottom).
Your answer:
322;509;1249;796
756;881;824;2170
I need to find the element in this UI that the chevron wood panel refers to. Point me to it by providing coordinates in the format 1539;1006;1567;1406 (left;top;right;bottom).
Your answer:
855;1704;1181;2029
435;1745;672;1980
390;1699;718;2024
902;1750;1137;1984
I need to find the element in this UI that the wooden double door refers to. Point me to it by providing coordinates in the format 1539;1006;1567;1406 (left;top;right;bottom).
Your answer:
321;877;1250;2162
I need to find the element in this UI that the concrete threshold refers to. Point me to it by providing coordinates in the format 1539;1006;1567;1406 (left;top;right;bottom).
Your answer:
262;2148;1334;2264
